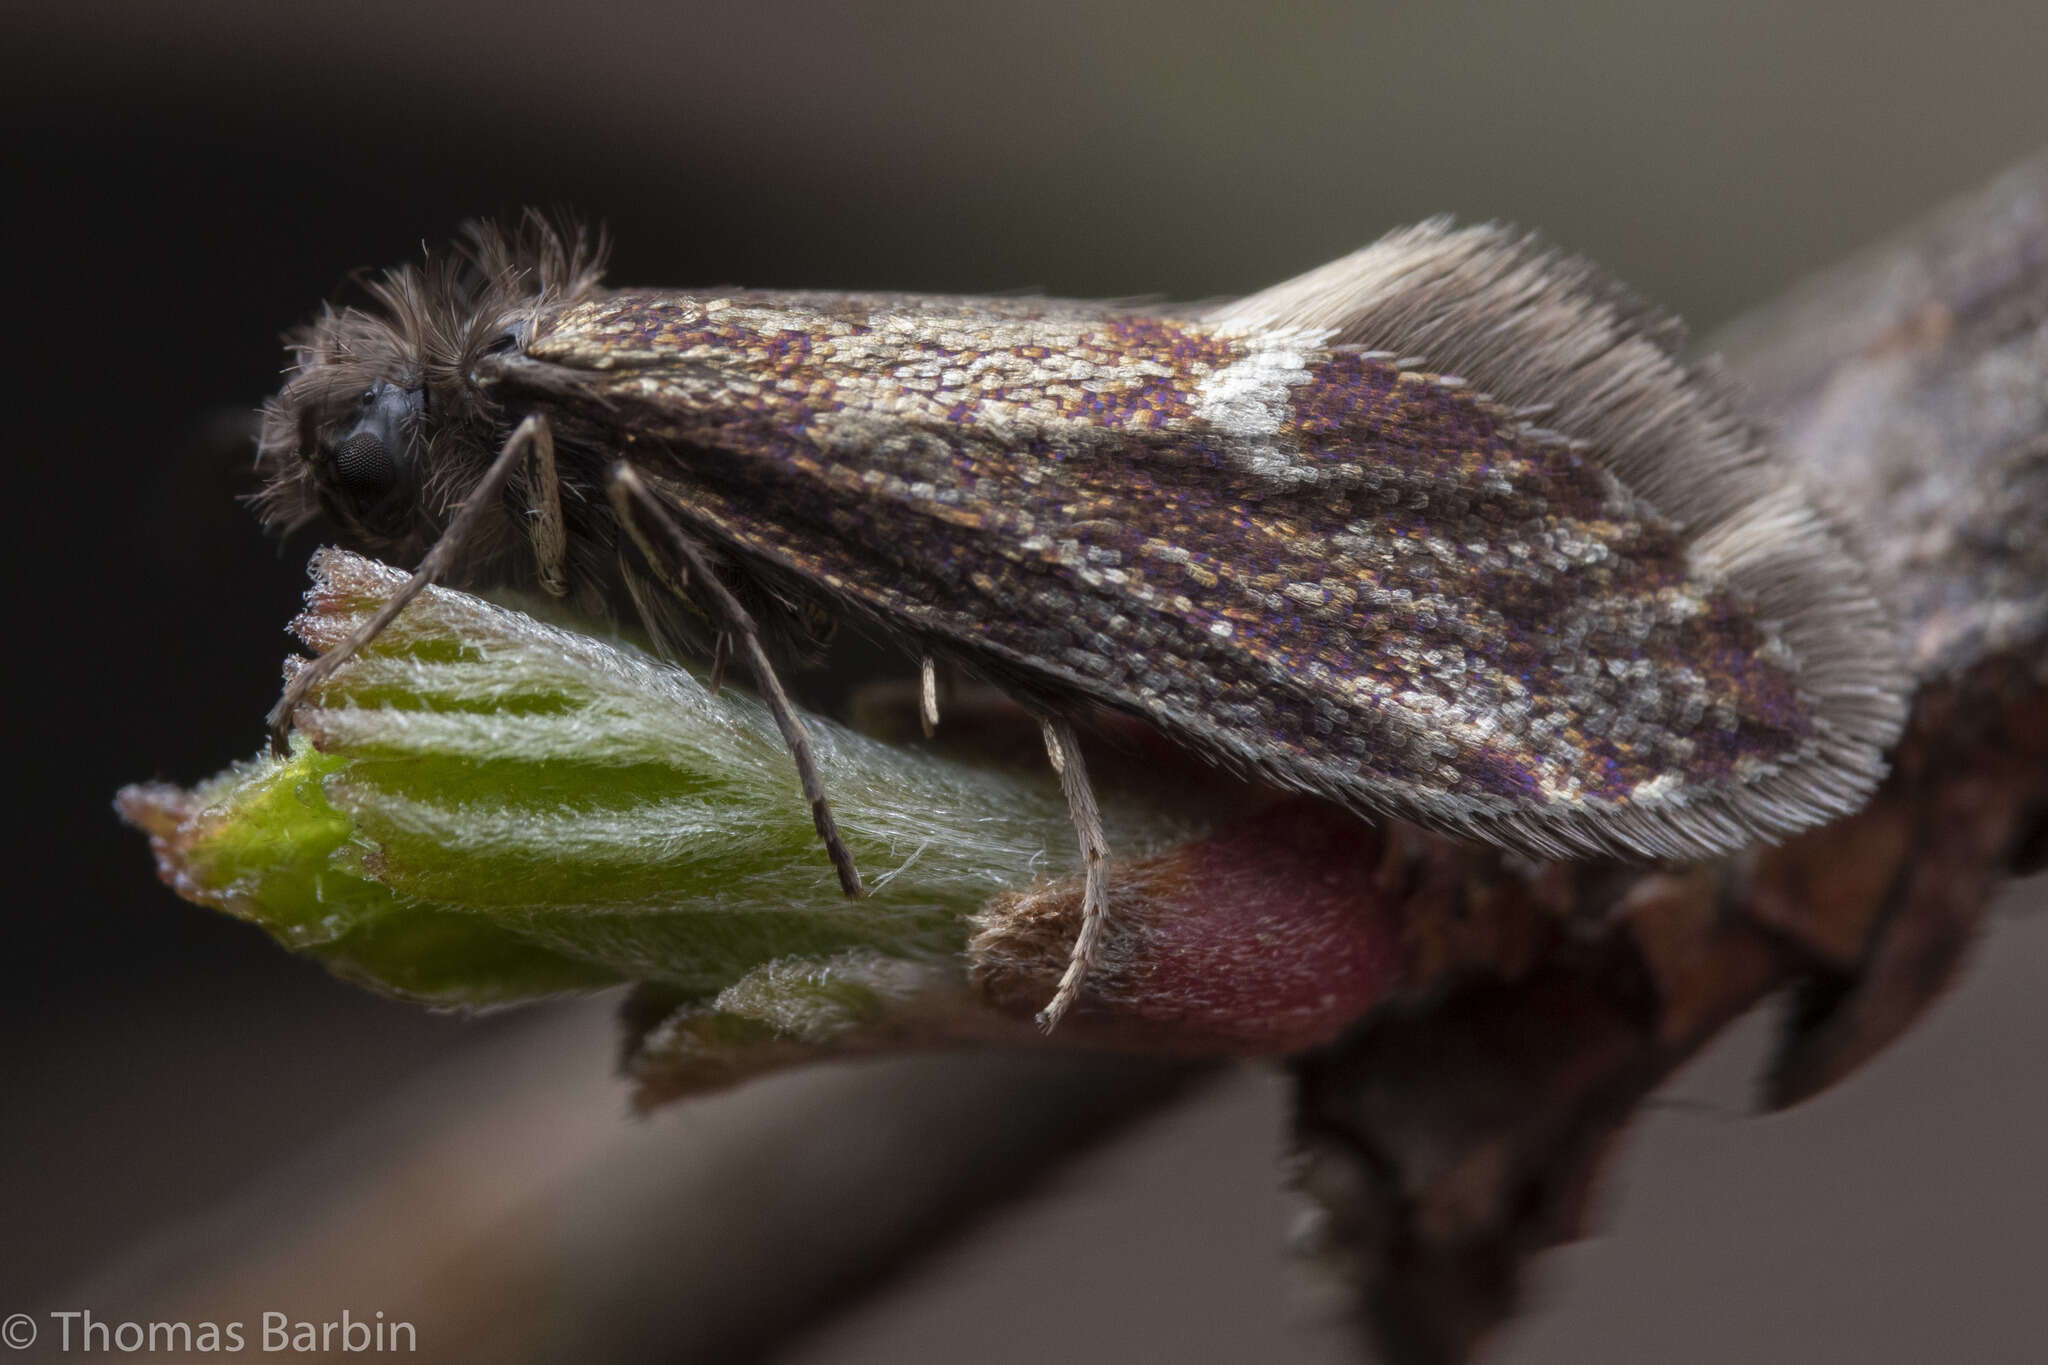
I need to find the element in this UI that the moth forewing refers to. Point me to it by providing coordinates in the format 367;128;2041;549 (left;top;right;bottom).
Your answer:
503;252;1903;863
257;215;1908;1026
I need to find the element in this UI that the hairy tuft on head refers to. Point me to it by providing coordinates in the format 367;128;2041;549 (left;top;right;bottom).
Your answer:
250;212;607;546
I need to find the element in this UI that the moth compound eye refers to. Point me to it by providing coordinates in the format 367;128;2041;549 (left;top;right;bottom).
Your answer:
332;429;397;496
325;379;422;506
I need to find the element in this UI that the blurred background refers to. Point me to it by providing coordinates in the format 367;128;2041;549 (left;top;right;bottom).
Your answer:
4;3;2047;1361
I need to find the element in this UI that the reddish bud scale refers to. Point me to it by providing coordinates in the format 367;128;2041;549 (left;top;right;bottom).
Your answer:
972;800;1413;1052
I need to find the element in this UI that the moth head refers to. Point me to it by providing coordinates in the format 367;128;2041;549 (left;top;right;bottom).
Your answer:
286;376;427;552
252;213;605;562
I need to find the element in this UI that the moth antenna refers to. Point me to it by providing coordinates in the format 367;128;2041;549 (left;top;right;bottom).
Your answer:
919;655;940;737
1036;715;1112;1031
607;463;865;899
267;415;549;753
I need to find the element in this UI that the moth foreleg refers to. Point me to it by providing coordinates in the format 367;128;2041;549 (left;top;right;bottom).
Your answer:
1037;715;1112;1031
266;414;553;756
607;462;865;900
521;415;569;597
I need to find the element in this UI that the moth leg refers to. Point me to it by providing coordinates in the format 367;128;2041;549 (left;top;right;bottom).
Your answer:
266;414;551;756
919;655;940;737
1037;715;1111;1031
521;414;569;597
607;462;865;899
707;631;732;698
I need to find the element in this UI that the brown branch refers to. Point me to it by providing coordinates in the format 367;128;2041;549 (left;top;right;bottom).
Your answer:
1282;152;2048;1365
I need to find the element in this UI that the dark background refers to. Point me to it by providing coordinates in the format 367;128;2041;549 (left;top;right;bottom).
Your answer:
5;4;2047;1362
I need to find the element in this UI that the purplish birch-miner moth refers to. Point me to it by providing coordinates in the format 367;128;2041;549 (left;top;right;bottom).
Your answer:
255;214;1905;1025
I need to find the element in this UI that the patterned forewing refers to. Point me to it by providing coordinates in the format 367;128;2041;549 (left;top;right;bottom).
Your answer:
529;290;1809;822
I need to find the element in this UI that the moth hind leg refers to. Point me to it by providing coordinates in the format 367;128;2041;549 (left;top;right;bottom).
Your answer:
266;414;553;755
1037;714;1112;1031
606;461;865;899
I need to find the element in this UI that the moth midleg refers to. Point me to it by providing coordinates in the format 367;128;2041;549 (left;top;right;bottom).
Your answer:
707;632;732;698
919;655;940;737
266;414;553;755
520;415;569;597
1037;715;1112;1030
606;462;866;900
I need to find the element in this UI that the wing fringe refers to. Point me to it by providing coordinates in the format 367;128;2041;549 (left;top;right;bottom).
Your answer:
1208;222;1907;859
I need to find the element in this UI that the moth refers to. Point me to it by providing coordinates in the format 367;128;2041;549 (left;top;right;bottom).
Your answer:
256;214;1906;1025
